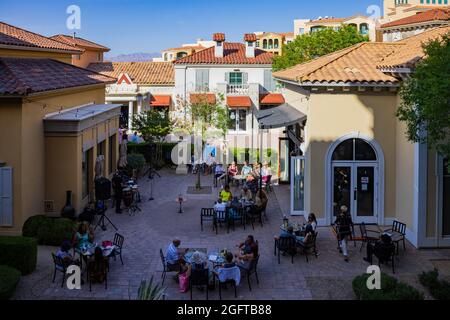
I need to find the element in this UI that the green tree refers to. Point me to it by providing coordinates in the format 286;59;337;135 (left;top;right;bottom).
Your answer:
396;34;450;166
273;24;369;71
188;94;229;189
132;109;172;142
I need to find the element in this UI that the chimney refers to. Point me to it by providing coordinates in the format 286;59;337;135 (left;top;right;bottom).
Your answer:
244;34;256;58
213;33;225;58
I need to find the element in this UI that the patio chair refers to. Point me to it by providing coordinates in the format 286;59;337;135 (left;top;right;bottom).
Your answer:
376;243;396;274
248;205;264;230
298;232;319;263
214;210;229;234
201;208;216;231
87;259;108;291
215;266;240;300
159;248;178;286
359;223;380;252
51;253;68;288
109;233;124;265
238;255;260;291
384;220;406;254
228;207;246;232
190;268;209;300
274;236;297;264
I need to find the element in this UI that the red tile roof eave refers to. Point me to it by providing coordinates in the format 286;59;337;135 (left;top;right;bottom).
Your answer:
275;78;400;86
0;42;83;54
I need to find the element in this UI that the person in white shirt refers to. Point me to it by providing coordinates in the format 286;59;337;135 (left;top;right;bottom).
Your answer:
214;199;227;213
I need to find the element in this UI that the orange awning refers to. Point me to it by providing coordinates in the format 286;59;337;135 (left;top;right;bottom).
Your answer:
190;93;216;105
227;96;252;108
150;95;172;107
259;93;285;105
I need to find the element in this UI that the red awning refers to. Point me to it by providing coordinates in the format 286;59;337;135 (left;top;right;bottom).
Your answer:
259;93;285;105
190;93;216;105
150;95;172;107
227;96;252;108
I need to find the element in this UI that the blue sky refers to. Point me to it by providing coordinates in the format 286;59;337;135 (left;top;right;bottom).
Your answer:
0;0;383;56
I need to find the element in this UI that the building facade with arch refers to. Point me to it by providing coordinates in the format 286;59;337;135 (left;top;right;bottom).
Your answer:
274;26;450;248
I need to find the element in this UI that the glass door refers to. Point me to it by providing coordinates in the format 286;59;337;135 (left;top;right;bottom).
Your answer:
354;164;377;224
332;165;352;219
291;156;306;216
279;138;290;183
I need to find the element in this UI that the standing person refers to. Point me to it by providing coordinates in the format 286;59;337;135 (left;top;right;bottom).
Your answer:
112;170;124;214
334;205;353;262
130;131;140;143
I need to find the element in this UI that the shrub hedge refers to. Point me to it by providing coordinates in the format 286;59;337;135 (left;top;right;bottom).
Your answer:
0;265;21;300
419;269;450;300
22;215;75;246
0;236;37;275
127;142;178;165
353;272;424;300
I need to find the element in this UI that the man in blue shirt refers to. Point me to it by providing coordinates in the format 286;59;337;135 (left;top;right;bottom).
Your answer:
166;239;187;271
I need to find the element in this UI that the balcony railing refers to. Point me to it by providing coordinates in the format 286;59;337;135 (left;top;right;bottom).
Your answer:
227;84;249;95
106;83;138;94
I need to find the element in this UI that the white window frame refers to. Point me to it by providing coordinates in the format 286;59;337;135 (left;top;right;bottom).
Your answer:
0;167;13;227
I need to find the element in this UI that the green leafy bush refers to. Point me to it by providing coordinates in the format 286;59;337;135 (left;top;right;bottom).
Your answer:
419;269;450;300
127;142;178;166
353;273;424;300
0;265;21;300
22;215;75;246
0;236;37;275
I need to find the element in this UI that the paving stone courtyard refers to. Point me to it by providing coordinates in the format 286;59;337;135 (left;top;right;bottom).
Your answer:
13;169;450;300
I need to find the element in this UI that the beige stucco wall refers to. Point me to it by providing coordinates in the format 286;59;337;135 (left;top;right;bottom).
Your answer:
0;48;72;63
72;49;103;69
0;99;23;235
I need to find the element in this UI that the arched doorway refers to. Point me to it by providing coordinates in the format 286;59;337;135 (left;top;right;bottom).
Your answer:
325;134;385;224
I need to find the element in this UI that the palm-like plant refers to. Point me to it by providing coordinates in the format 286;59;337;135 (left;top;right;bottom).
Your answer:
137;276;166;300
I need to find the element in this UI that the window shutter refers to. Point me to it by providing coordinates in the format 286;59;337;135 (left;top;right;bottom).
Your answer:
225;72;230;83
203;69;209;91
0;167;13;226
242;72;248;84
195;69;203;92
264;69;272;91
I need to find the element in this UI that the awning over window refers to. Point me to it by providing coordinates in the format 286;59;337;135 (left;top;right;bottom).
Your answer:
256;103;306;129
227;96;252;108
259;93;285;105
190;93;216;105
150;95;172;107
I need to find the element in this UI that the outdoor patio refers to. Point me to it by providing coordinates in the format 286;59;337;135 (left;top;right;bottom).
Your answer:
12;169;450;300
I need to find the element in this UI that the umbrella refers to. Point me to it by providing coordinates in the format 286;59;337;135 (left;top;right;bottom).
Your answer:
95;155;105;178
118;140;128;168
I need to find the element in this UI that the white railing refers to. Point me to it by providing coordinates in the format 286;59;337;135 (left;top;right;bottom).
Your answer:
227;84;250;95
106;83;138;94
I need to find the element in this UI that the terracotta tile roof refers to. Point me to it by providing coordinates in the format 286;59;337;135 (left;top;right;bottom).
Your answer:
404;5;449;12
260;93;285;105
309;17;346;24
174;42;273;65
0;57;115;96
227;96;252;108
280;32;295;38
150;95;172;107
50;34;110;52
244;34;257;42
378;25;450;68
0;21;82;53
273;42;400;84
190;93;216;105
381;8;450;28
213;33;225;42
165;45;205;52
274;26;450;85
87;61;174;85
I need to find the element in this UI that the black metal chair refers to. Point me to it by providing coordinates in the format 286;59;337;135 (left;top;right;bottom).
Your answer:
201;208;215;231
215;267;239;300
249;205;264;230
87;259;108;291
109;233;124;265
376;243;396;274
298;232;319;262
190;268;209;300
384;220;406;254
359;223;380;252
238;255;260;291
52;253;68;288
228;207;246;232
214;210;228;234
274;236;297;264
159;248;178;285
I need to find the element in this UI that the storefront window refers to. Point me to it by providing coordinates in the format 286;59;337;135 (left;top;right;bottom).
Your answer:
292;156;306;214
82;149;92;199
228;108;247;132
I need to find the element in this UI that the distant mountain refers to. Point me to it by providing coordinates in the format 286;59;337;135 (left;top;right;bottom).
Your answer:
106;52;160;62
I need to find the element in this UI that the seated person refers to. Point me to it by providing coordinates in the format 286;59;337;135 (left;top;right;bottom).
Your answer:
254;189;268;209
296;225;315;245
228;162;238;179
236;235;259;262
363;233;395;265
307;213;318;232
73;222;93;251
261;162;272;183
221;252;236;269
241;161;252;179
56;240;79;268
214;163;226;181
219;185;232;202
240;186;253;201
214;199;227;213
274;226;297;241
88;247;109;284
252;163;261;178
166;239;188;271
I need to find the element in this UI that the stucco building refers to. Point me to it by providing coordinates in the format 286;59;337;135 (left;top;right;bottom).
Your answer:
254;32;295;56
382;0;449;24
273;26;450;248
0;22;119;235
